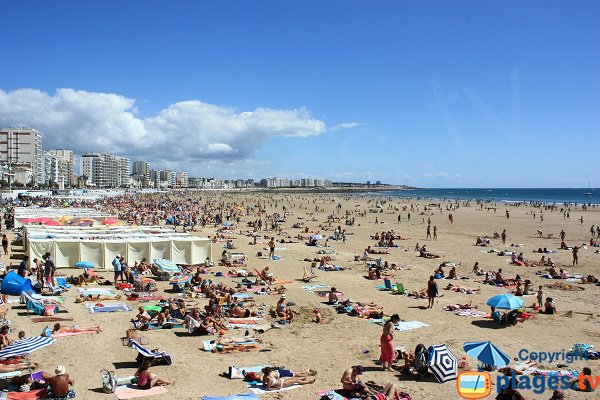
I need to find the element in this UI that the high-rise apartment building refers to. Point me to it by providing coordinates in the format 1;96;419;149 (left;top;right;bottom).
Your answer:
47;149;75;187
80;153;130;188
132;160;151;187
176;171;189;188
0;128;43;185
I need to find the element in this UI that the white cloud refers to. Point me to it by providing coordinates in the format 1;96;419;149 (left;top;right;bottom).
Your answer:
0;88;356;172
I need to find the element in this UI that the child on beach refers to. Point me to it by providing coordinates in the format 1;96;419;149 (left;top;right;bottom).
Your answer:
537;285;544;308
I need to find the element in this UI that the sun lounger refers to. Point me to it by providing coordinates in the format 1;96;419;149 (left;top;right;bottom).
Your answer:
21;291;60;316
128;338;172;366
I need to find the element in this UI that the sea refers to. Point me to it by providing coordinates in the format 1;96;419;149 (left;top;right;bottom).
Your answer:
368;188;598;205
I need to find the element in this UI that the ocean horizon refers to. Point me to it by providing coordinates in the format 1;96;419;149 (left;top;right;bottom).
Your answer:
368;187;598;205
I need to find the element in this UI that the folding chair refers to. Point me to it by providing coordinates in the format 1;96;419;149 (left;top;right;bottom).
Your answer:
391;283;406;295
21;291;60;316
301;264;318;282
129;338;173;366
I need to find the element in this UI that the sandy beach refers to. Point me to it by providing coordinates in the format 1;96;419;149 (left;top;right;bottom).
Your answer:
4;192;600;400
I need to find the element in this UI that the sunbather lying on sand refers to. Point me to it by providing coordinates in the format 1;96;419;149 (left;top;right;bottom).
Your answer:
498;361;538;375
229;303;258;318
444;284;480;294
75;294;121;302
443;302;477;311
0;361;38;373
53;323;102;334
257;366;316;390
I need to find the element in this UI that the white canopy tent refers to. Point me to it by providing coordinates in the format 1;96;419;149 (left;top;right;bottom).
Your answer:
27;236;212;269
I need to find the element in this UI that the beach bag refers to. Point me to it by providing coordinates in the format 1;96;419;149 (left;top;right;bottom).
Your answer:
228;366;244;379
41;326;52;337
101;369;117;393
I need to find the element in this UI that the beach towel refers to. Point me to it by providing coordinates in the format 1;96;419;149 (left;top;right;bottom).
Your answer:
78;287;116;296
453;309;490;318
31;316;74;323
86;302;131;313
232;293;254;299
316;390;348;400
0;389;48;400
202;394;258;400
370;319;428;332
247;383;301;394
126;294;164;302
52;329;99;337
148;321;184;329
114;385;168;399
228;318;263;325
302;285;329;291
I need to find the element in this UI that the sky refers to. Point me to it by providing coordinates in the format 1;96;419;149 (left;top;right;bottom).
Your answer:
0;1;598;188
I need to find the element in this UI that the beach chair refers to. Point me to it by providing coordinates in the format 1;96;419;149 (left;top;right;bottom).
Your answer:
391;283;406;295
21;291;60;316
301;264;318;282
129;338;173;366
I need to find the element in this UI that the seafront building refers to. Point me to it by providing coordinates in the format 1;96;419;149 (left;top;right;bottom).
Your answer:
0;128;43;185
81;152;130;188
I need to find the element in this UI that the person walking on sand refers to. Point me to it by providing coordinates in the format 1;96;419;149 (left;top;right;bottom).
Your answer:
426;225;431;239
1;234;8;256
501;229;507;245
268;237;276;259
572;246;579;266
427;276;438;309
433;226;437;240
379;314;400;371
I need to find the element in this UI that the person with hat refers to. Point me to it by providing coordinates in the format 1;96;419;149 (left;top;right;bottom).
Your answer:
340;365;373;398
46;365;75;398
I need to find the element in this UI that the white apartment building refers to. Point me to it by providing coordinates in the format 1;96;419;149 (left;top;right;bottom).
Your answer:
47;149;75;187
0;128;43;185
80;153;131;188
176;171;189;188
132;160;151;187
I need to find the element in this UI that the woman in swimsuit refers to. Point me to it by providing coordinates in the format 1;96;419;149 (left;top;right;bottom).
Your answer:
135;362;174;390
261;367;315;390
368;382;407;400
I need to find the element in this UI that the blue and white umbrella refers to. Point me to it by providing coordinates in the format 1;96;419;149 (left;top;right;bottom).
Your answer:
75;261;95;269
463;341;511;367
428;344;458;383
0;336;55;359
486;294;523;310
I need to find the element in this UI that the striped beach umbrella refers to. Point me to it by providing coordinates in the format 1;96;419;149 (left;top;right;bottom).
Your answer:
428;344;458;383
463;341;511;367
169;275;192;285
0;336;55;359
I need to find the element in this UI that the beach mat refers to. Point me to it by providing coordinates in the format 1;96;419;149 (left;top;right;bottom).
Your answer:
202;394;258;400
370;319;428;332
78;288;116;296
316;390;348;400
87;302;131;313
248;384;301;394
0;389;48;400
31;316;74;323
52;330;99;337
114;385;168;399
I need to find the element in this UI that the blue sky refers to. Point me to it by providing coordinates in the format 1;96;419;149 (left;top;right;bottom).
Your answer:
0;1;598;187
